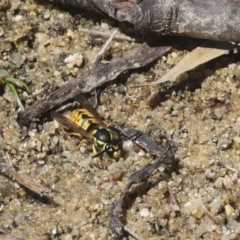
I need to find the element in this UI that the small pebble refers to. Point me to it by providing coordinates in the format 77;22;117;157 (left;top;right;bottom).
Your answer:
10;52;24;68
64;53;83;68
184;199;205;219
111;170;123;181
64;234;72;240
225;204;235;216
140;208;150;217
44;10;51;20
100;22;110;30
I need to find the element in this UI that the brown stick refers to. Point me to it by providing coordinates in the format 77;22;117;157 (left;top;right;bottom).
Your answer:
0;163;48;196
17;43;170;127
50;0;240;43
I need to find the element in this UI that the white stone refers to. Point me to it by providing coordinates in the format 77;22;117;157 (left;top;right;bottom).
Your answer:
140;208;150;217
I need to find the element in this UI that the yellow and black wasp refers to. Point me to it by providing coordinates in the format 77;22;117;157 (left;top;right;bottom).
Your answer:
52;94;138;159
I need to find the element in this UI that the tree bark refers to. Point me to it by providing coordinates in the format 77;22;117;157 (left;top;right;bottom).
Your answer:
50;0;240;43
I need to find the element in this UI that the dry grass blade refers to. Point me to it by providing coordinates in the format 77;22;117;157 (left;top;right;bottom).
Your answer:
93;28;118;67
123;226;143;240
134;41;234;86
79;27;135;41
218;162;240;177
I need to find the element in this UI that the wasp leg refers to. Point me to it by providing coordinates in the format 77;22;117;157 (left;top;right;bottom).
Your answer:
63;131;83;142
106;123;112;127
91;144;106;168
92;144;98;155
61;130;89;151
74;139;90;153
68;138;89;153
57;122;83;139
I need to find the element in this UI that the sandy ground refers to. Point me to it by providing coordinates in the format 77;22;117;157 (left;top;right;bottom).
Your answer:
1;0;240;239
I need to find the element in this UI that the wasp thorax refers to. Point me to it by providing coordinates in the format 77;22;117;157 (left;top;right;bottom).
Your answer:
92;129;121;159
93;128;112;143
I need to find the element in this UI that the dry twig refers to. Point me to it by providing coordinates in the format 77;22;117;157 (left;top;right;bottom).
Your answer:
0;163;49;196
17;43;171;127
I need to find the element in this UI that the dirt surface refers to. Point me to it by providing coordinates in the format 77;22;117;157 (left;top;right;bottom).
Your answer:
1;0;240;240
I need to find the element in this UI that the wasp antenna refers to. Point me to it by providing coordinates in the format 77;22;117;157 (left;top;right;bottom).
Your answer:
92;148;108;158
121;132;142;142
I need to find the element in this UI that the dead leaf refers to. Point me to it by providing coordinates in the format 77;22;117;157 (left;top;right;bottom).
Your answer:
135;41;234;86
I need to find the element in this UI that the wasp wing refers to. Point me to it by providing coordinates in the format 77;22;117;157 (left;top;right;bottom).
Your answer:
74;94;107;128
51;111;93;140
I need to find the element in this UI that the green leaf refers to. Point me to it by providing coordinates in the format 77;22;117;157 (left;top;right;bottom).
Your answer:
5;77;30;93
6;82;24;110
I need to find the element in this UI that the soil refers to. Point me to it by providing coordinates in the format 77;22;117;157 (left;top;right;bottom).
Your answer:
1;0;240;239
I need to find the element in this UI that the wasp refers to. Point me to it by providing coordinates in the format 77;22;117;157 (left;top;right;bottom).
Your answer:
52;94;137;159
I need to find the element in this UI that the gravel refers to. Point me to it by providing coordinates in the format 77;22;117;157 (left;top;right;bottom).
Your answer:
1;1;240;239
